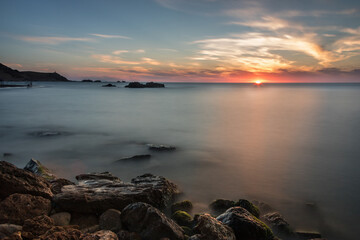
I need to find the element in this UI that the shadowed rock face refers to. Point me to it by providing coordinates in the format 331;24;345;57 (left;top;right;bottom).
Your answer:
121;202;184;240
24;158;57;181
192;214;236;240
0;161;53;199
53;173;179;214
217;207;274;240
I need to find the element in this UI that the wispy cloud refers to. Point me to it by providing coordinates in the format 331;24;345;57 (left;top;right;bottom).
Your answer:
112;50;129;55
90;34;131;39
18;36;93;45
142;57;161;65
92;54;140;65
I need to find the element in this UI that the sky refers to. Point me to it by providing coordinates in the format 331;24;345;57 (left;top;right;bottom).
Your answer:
0;0;359;82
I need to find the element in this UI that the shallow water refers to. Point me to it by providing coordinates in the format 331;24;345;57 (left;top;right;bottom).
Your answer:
1;82;360;239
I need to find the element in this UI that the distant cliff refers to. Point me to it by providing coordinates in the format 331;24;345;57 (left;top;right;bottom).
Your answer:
0;63;69;82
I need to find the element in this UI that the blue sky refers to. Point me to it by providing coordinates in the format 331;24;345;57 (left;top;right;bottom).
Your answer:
0;0;359;82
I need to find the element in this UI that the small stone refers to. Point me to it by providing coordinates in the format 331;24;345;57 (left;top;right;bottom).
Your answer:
50;212;71;226
99;209;122;232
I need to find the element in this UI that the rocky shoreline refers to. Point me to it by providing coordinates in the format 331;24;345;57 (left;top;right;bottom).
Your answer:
0;159;325;240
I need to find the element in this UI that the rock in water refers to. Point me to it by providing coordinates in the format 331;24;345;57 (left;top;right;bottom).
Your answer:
234;199;260;218
262;212;294;238
0;161;53;199
99;209;122;232
171;200;193;214
217;207;274;240
172;211;193;227
209;199;235;216
117;154;151;162
121;202;185;240
24;158;57;180
53;173;179;214
145;82;165;88
0;193;51;225
102;83;116;87
147;144;176;151
125;82;146;88
191;214;236;240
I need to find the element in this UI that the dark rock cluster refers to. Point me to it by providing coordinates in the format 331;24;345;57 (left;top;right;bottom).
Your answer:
0;159;325;240
125;82;165;88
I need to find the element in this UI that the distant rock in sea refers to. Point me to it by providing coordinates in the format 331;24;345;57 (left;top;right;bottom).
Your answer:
102;83;116;87
125;81;165;88
82;79;93;82
0;63;69;82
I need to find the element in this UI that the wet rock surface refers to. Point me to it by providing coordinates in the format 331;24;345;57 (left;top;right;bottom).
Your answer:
209;199;235;215
116;154;151;161
262;212;294;238
0;193;51;225
171;200;193;214
53;173;179;214
0;161;53;199
217;207;274;240
50;178;75;194
121;202;184;240
235;199;260;218
191;213;236;240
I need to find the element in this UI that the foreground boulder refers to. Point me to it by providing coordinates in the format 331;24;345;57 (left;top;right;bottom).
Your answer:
82;230;118;240
0;161;53;199
121;202;184;240
24;158;57;181
235;199;260;218
0;224;22;239
99;209;122;232
191;214;236;240
22;215;54;239
36;226;82;240
0;193;51;225
217;207;274;240
53;173;179;214
209;199;235;215
171;200;193;214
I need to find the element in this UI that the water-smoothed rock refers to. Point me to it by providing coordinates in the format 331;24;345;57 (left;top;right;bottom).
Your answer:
22;215;54;239
121;202;185;240
50;212;71;226
191;213;236;240
0;193;51;225
24;158;57;180
209;199;235;215
262;212;294;238
147;144;176;151
171;200;193;214
99;209;122;232
235;199;260;218
0;161;53;199
217;207;274;240
116;230;142;240
53;173;179;214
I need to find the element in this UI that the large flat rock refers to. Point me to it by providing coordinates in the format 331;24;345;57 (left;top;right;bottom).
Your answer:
0;161;53;199
53;173;180;214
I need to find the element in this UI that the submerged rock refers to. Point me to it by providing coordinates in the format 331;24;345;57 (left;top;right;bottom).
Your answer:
147;144;176;151
262;212;294;238
53;173;179;214
0;193;51;225
171;200;193;214
217;207;274;240
116;154;151;162
121;202;185;240
0;161;53;199
24;158;57;181
192;214;236;240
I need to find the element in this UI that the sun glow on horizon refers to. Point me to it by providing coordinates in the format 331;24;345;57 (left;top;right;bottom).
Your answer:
254;80;263;85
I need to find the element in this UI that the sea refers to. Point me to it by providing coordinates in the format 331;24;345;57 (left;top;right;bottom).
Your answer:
1;82;360;240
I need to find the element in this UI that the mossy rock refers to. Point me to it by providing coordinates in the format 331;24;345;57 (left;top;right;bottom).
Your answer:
209;199;235;215
235;199;260;218
172;210;193;227
171;200;193;214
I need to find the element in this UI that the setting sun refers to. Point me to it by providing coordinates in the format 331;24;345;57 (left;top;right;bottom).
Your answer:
254;80;263;85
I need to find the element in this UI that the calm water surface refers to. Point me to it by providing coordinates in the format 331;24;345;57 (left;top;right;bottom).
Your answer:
1;82;360;240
